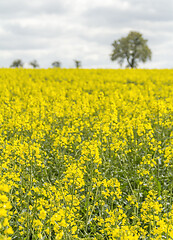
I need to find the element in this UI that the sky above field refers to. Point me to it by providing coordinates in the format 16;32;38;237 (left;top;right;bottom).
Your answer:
0;0;173;68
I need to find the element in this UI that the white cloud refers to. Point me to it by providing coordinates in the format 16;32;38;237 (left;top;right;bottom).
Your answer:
0;0;173;68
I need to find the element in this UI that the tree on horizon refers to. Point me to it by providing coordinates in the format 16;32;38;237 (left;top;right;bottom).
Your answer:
52;61;61;68
110;31;152;68
10;59;24;68
29;60;39;68
74;60;81;68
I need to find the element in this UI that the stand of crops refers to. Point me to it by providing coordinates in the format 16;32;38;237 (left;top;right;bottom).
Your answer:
0;69;173;239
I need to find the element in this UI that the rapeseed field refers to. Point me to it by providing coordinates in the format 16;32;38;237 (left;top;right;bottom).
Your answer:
0;69;173;240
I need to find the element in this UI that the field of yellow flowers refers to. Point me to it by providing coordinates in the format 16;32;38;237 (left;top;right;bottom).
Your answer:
0;69;173;240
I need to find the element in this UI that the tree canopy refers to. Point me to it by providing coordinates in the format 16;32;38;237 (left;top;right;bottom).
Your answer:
52;61;61;68
110;31;152;68
29;60;39;68
10;59;24;68
74;60;81;68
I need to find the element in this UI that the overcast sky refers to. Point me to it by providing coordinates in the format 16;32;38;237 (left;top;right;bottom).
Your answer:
0;0;173;68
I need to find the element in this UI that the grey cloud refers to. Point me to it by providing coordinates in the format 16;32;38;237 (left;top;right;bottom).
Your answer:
0;34;51;51
0;0;69;19
0;0;173;68
2;22;65;38
83;4;173;30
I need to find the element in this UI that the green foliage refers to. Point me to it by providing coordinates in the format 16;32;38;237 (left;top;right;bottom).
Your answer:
111;31;152;68
52;61;61;68
10;59;24;68
29;60;39;68
74;60;81;68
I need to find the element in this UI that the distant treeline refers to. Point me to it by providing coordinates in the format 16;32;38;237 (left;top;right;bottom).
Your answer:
10;59;82;69
10;31;152;69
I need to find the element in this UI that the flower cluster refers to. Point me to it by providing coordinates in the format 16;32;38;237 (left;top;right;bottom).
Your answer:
0;69;173;239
